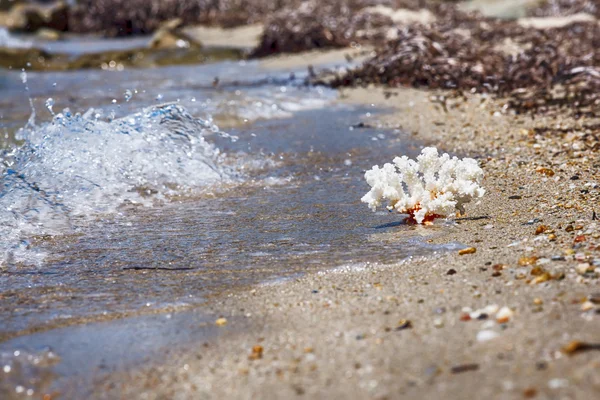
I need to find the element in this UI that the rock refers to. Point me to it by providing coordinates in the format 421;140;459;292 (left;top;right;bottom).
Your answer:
6;1;69;33
477;330;499;342
496;306;514;323
35;27;61;41
458;247;476;255
0;0;25;12
149;18;202;50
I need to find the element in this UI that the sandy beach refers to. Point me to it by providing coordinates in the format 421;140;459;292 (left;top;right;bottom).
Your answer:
1;1;599;398
88;82;599;398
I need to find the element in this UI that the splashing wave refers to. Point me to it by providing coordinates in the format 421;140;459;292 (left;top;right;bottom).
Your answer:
0;103;231;266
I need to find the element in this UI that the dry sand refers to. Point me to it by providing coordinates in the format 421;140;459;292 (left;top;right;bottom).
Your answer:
92;80;600;398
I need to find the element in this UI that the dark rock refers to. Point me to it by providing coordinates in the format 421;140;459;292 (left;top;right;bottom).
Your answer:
6;1;69;33
149;18;203;50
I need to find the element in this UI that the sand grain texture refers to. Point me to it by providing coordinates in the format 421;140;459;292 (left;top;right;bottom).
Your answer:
94;85;600;399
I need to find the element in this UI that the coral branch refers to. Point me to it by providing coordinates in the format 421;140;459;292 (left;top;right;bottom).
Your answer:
362;147;485;224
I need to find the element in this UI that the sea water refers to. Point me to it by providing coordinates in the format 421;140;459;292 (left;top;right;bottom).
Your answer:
0;53;457;397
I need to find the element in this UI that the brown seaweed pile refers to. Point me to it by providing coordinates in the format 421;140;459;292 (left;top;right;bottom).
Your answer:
66;0;300;36
250;1;394;57
330;15;600;117
250;0;462;57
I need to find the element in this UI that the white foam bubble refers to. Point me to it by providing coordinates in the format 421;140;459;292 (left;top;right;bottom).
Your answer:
0;28;31;49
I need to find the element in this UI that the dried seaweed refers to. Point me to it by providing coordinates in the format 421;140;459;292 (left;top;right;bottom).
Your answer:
330;14;600;117
67;0;299;36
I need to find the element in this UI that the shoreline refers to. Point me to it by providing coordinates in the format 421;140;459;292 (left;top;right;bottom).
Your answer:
92;83;599;398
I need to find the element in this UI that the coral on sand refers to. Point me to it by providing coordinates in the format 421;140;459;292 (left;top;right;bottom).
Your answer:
361;147;485;224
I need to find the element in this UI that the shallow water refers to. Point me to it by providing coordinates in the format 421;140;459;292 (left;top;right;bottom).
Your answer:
0;48;456;397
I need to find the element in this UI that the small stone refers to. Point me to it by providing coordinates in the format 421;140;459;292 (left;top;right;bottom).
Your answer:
396;319;412;331
433;318;444;328
535;225;549;235
508;195;522;199
548;233;557;241
446;268;457;275
576;263;592;275
533;298;543;305
477;330;499;342
561;340;600;355
519;256;538;266
548;378;569;389
574;235;586;243
581;301;595;311
523;388;537;398
530;266;545;276
248;345;264;360
532;272;552;285
535;167;554;177
496;306;514;323
459;247;476;255
588;293;600;304
215;317;228;326
535;361;547;370
450;363;479;374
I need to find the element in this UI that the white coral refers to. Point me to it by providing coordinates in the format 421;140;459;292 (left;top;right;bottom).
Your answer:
361;147;485;224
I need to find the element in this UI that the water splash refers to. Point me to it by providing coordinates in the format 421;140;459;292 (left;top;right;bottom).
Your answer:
124;89;133;102
44;98;55;116
18;70;36;129
0;28;31;49
0;103;232;266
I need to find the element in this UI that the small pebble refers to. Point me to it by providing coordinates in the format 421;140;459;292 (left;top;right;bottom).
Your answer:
450;363;479;374
588;293;600;304
496;306;514;323
459;247;476;255
523;388;537;398
519;256;538;266
248;345;264;360
215;317;228;326
535;167;554;177
576;263;592;275
548;378;569;389
561;340;600;355
477;330;499;342
396;319;412;331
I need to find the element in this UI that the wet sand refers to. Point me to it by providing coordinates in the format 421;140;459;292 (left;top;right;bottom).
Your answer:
2;3;600;397
91;82;599;398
